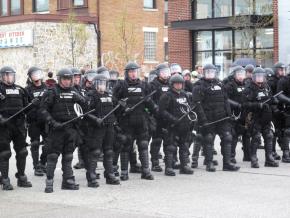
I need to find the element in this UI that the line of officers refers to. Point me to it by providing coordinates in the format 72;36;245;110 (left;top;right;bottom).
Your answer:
0;61;289;193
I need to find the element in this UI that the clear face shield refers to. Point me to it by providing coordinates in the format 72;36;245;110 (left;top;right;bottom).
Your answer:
30;70;44;83
148;73;157;83
277;67;286;77
128;68;140;80
235;70;246;83
173;82;184;92
100;70;110;80
2;72;15;85
109;72;118;81
159;68;171;80
170;65;182;75
59;75;73;88
204;69;217;80
73;74;82;86
94;79;107;93
253;73;266;85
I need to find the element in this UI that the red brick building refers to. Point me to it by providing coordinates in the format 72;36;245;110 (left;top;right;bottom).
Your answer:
168;0;279;78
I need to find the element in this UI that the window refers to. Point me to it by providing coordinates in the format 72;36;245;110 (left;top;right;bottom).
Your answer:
0;0;8;16
234;0;253;15
164;0;168;26
144;31;157;61
215;30;232;50
11;0;21;15
144;0;156;9
255;0;273;15
33;0;49;12
73;0;84;7
196;0;212;19
196;31;212;51
214;0;232;17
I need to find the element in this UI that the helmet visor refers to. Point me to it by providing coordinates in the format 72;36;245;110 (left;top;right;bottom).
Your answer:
2;72;15;85
31;70;44;81
235;70;246;82
253;73;266;84
86;72;97;82
170;65;182;75
159;68;171;80
95;79;107;92
128;69;140;80
204;69;217;80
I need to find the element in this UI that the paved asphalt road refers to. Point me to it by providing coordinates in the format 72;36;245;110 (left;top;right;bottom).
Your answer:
1;140;290;218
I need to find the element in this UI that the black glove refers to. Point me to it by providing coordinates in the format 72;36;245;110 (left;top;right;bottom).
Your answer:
31;98;40;106
0;115;7;125
73;92;85;103
88;114;103;127
50;120;63;130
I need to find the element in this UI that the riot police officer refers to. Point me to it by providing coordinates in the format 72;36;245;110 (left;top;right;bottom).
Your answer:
149;63;171;172
0;66;32;190
159;74;194;176
25;67;48;176
224;66;250;163
243;67;279;168
192;64;240;172
40;68;86;193
113;62;157;181
85;73;120;186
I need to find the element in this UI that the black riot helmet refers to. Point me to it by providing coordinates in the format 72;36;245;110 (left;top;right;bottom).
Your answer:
273;62;286;77
0;66;16;85
203;64;217;80
170;63;182;75
252;67;266;85
265;68;275;78
148;70;157;83
57;68;74;89
155;63;171;81
232;66;246;83
93;74;108;93
124;61;140;80
97;66;110;79
169;73;184;92
27;66;44;86
109;70;119;81
71;68;82;86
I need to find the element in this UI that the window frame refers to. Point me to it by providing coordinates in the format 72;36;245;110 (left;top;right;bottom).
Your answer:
143;29;158;62
33;0;49;13
143;0;156;9
57;0;87;10
0;0;23;16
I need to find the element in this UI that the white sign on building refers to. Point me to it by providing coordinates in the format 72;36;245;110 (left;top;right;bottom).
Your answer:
0;30;33;49
278;0;290;64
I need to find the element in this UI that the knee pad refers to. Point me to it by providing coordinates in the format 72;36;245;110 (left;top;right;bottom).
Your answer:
284;129;290;138
151;138;162;146
138;140;148;151
17;147;28;158
264;130;274;142
91;149;101;158
47;153;59;162
63;153;73;162
223;131;233;144
0;150;12;161
116;133;127;144
166;145;177;154
104;149;113;157
204;133;214;144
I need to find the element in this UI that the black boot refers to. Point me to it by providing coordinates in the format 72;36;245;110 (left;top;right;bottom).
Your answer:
16;173;32;188
86;172;99;188
129;149;142;173
164;148;176;176
2;177;13;190
34;164;44;177
191;142;201;168
222;141;240;172
73;148;85;169
44;179;53;193
120;151;129;181
179;148;193;175
87;151;99;187
150;138;163;172
264;140;279;167
103;151;120;185
139;147;154;180
61;176;79;190
203;159;218;166
31;141;43;176
206;161;216;172
113;165;120;177
282;150;290;163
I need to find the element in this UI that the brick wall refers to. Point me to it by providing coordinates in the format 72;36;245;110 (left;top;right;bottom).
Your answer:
273;0;279;63
99;0;165;74
168;0;192;70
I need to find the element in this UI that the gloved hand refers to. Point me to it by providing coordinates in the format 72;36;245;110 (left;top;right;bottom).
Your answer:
31;98;40;106
88;114;103;127
73;92;85;103
50;120;63;130
0;115;7;125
